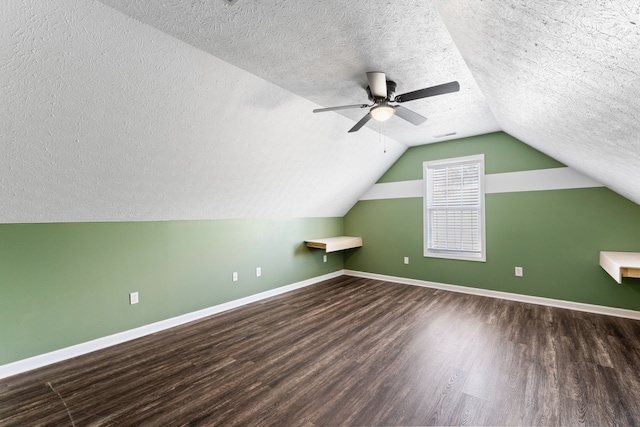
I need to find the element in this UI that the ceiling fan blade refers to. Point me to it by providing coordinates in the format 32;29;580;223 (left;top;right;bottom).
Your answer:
393;105;427;126
313;104;370;113
394;81;460;103
366;72;388;99
348;112;372;133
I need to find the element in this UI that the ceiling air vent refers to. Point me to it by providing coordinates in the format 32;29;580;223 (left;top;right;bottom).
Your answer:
434;132;457;138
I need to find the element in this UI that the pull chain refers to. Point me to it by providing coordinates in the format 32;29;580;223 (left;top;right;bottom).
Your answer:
378;121;387;153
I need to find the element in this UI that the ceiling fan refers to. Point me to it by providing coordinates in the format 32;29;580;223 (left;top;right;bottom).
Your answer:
313;72;460;133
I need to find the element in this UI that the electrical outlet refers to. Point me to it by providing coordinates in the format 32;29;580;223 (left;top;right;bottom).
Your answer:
256;267;261;277
129;292;139;305
515;266;523;277
232;272;238;281
323;255;327;263
404;257;409;265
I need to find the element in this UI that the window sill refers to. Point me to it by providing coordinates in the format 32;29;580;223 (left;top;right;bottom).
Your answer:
424;251;486;262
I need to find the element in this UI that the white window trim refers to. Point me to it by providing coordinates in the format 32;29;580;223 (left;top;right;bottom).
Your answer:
423;154;486;262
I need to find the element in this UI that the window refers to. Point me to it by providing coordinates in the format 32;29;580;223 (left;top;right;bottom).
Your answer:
423;154;485;262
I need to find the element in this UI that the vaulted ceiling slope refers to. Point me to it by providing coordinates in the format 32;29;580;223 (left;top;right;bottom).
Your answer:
3;1;639;224
96;0;500;147
1;0;405;223
432;1;640;206
98;0;640;206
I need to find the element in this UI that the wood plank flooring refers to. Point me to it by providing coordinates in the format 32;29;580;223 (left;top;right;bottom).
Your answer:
2;276;640;426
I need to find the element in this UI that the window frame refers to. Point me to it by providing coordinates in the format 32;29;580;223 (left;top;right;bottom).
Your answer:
423;154;486;262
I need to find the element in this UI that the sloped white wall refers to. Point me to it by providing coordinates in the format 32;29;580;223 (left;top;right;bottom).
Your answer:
1;0;405;223
433;1;640;206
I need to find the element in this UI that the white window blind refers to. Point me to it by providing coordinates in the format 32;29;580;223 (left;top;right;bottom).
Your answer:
424;155;485;261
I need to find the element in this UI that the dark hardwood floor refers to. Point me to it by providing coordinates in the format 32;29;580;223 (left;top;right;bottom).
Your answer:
2;276;640;426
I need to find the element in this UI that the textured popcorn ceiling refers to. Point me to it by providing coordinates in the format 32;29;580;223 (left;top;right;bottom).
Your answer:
96;0;500;146
432;1;640;205
1;0;405;222
98;0;640;205
3;0;640;223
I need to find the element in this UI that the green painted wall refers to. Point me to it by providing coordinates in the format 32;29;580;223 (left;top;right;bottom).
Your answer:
344;132;640;311
5;132;640;368
377;132;564;182
0;217;343;365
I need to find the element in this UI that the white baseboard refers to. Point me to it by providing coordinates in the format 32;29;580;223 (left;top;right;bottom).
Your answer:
5;269;637;380
0;270;344;380
344;270;640;320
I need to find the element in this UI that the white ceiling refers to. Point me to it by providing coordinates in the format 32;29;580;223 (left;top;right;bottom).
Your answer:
96;0;640;204
432;1;640;206
2;0;639;223
1;0;405;222
96;0;501;146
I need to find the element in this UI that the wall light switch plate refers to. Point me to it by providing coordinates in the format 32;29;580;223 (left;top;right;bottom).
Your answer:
232;272;238;282
404;257;409;265
129;292;139;305
256;267;261;277
515;266;523;277
323;255;327;263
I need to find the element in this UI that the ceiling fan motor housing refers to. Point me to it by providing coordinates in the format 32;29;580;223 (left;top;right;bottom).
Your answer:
385;80;397;100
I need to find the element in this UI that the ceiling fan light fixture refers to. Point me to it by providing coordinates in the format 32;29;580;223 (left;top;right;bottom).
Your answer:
370;104;394;122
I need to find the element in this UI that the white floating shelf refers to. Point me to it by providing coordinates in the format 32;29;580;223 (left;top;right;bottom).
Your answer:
305;236;363;253
600;251;640;284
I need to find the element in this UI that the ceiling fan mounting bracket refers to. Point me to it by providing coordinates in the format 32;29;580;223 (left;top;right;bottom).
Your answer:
367;80;397;102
